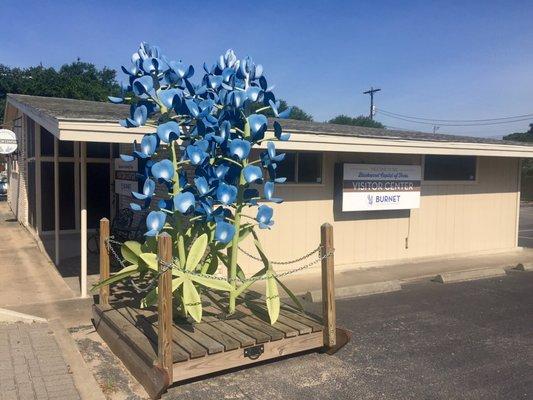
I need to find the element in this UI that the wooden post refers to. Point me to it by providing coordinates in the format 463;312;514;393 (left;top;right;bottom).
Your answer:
157;233;173;382
321;223;336;348
99;218;110;305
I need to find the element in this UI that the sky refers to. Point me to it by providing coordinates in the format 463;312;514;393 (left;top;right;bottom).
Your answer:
1;0;533;138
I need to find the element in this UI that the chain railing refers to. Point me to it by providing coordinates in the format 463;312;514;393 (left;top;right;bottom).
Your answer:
104;236;334;294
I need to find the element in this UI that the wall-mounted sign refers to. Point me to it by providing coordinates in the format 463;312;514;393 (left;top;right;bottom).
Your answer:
114;158;138;172
342;163;421;211
115;179;138;197
0;129;17;155
114;158;138;196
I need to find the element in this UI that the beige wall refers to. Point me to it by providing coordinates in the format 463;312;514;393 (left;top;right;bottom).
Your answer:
242;152;521;272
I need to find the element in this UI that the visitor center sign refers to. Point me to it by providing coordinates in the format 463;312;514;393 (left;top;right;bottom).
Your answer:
342;163;421;211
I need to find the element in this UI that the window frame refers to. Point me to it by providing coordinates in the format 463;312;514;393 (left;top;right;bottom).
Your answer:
421;155;479;185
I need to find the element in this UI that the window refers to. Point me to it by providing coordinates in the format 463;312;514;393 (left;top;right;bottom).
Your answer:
424;155;476;181
26;117;35;158
272;151;322;184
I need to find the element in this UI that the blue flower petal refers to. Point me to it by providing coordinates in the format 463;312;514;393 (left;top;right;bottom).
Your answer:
216;183;237;205
151;159;174;181
215;220;235;244
243;165;263;184
194;177;210;196
229;139;251;160
108;96;124;104
173;192;196;214
145;211;166;236
256;205;274;229
157;121;181;144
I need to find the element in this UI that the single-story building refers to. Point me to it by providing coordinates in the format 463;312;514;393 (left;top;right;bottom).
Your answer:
4;93;533;296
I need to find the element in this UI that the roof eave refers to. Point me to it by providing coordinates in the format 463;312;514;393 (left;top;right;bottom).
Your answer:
55;119;533;157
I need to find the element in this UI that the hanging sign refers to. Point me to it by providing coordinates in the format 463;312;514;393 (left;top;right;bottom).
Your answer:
0;129;17;154
342;163;421;211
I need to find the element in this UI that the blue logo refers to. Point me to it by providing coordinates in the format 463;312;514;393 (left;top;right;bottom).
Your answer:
367;194;373;206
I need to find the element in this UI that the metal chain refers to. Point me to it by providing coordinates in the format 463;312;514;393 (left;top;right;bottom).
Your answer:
237;244;321;265
105;237;334;291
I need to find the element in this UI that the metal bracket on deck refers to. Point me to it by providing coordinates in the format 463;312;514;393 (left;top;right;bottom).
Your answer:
244;344;264;360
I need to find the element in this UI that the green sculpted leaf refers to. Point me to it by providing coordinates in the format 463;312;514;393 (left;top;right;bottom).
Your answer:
190;274;232;291
186;234;208;271
141;287;157;309
182;278;202;322
266;274;280;324
139;253;158;271
91;264;138;291
275;276;304;311
172;277;185;292
121;241;142;264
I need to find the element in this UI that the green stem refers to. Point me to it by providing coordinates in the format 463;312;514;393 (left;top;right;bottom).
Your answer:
228;170;246;314
170;141;187;268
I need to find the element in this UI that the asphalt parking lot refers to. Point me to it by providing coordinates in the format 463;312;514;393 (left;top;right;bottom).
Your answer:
519;204;533;248
163;271;533;400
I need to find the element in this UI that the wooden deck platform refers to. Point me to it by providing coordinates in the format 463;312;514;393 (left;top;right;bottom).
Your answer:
93;294;325;398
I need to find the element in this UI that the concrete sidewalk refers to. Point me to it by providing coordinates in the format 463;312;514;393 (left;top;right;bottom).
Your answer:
276;247;533;301
0;203;75;308
0;321;81;400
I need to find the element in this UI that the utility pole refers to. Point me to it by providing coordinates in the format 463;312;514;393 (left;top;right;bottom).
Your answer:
363;87;381;120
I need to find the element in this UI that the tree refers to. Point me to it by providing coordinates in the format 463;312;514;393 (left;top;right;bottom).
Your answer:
250;99;313;121
503;124;533;142
504;124;533;178
327;114;385;128
0;61;121;124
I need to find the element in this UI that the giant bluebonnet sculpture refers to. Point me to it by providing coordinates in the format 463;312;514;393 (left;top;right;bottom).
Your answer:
95;43;295;324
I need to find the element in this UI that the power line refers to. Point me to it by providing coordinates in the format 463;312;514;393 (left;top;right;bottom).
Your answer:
377;110;533;126
377;108;533;123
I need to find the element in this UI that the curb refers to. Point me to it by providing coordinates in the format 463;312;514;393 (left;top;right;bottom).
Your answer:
49;319;106;400
432;266;507;284
0;308;47;323
303;280;402;303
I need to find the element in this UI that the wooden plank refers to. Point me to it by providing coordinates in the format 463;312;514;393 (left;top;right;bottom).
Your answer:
194;323;240;351
157;233;173;380
210;321;255;347
114;306;189;363
321;222;336;348
99;218;110;305
238;316;284;341
93;305;157;365
172;331;324;383
225;319;270;344
242;303;309;336
92;305;169;399
174;325;224;355
279;308;323;333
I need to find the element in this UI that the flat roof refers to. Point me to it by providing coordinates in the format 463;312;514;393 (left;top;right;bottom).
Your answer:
5;93;533;157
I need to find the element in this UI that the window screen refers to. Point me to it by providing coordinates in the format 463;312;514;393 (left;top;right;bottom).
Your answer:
26;117;35;158
275;152;296;183
297;152;322;183
40;128;54;157
424;155;476;181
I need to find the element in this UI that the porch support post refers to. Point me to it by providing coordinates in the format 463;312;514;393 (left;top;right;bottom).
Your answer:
54;137;59;265
80;142;87;298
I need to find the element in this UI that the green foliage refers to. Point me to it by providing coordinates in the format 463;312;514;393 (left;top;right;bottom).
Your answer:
503;124;533;177
328;114;385;128
0;61;121;123
503;123;533;143
250;99;313;121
